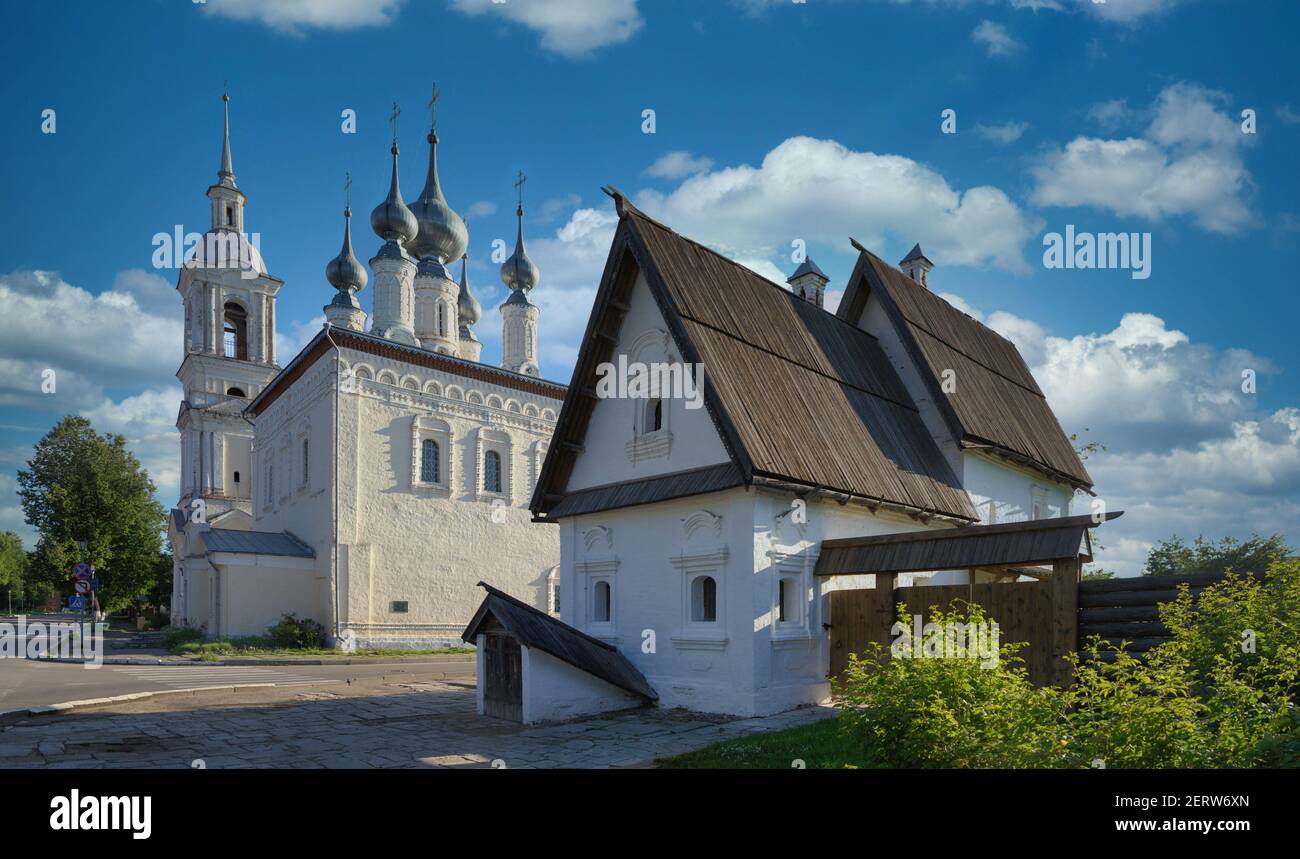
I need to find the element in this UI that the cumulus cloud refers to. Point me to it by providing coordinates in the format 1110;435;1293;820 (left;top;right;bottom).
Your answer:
644;151;715;180
0;267;335;536
636;136;1039;274
937;292;1295;576
971;20;1022;56
466;201;497;220
1031;82;1256;233
201;0;404;35
449;0;643;58
975;120;1029;144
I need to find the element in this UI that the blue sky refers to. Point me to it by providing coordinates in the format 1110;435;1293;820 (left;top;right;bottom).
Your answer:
1;0;1297;575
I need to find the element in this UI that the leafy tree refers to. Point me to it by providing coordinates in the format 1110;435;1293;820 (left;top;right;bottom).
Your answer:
0;531;26;610
1082;568;1115;581
17;416;165;612
1143;533;1290;578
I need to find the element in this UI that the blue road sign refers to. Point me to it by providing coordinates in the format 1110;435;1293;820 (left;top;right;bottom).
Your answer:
72;563;91;581
68;596;86;610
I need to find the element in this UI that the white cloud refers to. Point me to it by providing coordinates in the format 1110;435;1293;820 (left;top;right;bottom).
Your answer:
466;201;497;220
1081;0;1184;24
930;293;1297;576
1276;104;1300;126
975;120;1029;144
1031;82;1256;233
1087;98;1132;129
201;0;404;35
449;0;643;58
971;20;1022;56
276;315;327;364
636;136;1039;274
645;151;715;180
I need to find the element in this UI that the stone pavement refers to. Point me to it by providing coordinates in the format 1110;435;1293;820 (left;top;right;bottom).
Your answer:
0;678;836;769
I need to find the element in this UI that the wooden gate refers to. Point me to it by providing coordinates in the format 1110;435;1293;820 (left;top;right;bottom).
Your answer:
829;580;1057;686
482;633;522;721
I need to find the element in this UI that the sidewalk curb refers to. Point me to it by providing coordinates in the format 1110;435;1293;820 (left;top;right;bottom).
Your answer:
39;655;476;667
0;682;290;725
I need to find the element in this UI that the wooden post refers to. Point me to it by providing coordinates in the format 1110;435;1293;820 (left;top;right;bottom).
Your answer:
873;572;898;648
1050;557;1080;687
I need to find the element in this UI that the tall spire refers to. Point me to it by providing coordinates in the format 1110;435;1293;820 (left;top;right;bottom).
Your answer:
500;170;539;293
327;173;367;294
370;101;417;246
409;83;468;264
457;253;481;326
218;81;236;189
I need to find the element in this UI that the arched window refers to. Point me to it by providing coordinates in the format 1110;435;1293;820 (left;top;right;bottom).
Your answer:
645;398;663;433
225;205;234;226
691;575;717;622
547;567;561;615
222;302;248;360
421;438;440;483
593;580;611;623
437;303;445;337
484;450;502;494
300;439;310;488
226;386;246;398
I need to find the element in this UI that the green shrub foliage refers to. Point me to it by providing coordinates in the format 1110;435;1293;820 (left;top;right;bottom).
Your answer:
832;558;1299;768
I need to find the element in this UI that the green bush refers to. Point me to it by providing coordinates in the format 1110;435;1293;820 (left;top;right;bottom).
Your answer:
163;625;204;650
832;559;1300;768
267;614;326;649
834;602;1067;768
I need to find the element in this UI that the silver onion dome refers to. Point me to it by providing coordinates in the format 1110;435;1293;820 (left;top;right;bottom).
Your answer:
500;205;539;292
408;131;469;263
457;254;482;326
326;206;367;293
370;143;417;244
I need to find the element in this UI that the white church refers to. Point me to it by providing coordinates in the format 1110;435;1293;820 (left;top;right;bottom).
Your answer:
168;91;565;648
464;191;1101;723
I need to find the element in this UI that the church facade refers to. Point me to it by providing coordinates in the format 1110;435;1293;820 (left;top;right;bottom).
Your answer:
169;93;564;648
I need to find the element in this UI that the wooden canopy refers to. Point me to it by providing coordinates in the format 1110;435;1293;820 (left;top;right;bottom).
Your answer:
814;511;1123;576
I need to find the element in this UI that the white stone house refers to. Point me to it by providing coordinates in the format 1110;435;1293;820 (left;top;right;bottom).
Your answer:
169;93;565;647
467;191;1093;720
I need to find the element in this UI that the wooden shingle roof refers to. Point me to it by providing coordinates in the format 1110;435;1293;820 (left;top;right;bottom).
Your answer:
530;191;977;522
463;583;658;701
837;247;1093;489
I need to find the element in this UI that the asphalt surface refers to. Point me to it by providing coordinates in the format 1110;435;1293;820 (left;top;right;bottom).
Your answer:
0;654;476;711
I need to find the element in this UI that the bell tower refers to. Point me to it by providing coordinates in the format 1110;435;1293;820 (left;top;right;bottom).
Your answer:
175;86;283;525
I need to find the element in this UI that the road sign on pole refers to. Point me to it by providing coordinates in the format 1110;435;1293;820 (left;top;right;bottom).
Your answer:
74;579;91;596
73;562;91;581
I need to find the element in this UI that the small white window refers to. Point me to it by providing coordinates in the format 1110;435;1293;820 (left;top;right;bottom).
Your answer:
645;398;663;433
484;450;503;494
421;438;440;484
547;568;561;615
593;580;611;623
690;575;717;622
777;577;798;623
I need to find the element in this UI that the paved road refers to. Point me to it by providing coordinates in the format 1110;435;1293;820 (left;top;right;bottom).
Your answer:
0;673;836;768
0;657;475;711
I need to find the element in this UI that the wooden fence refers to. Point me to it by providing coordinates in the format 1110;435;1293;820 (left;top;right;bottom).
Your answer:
828;578;1059;686
828;568;1254;685
1078;569;1262;661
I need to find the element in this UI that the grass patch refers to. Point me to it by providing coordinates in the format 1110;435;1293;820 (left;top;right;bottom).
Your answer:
656;716;869;769
172;635;475;660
